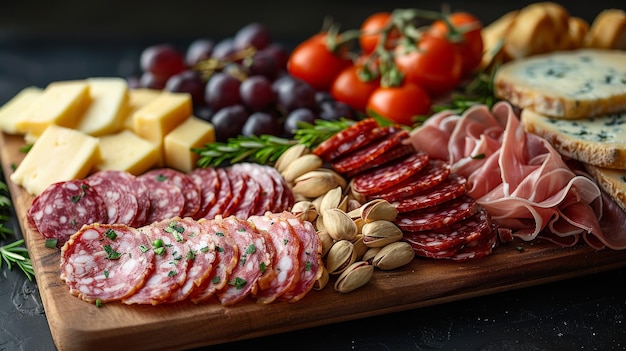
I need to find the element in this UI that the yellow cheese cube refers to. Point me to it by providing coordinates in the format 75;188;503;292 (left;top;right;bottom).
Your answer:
10;125;100;196
0;86;43;134
15;80;91;136
95;129;160;175
123;88;162;130
164;117;215;172
76;77;130;136
132;91;192;143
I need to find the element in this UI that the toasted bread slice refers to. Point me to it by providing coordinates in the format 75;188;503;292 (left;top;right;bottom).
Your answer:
584;164;626;212
585;9;626;50
495;49;626;119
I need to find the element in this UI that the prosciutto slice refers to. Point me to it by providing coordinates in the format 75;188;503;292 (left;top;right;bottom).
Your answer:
406;101;620;249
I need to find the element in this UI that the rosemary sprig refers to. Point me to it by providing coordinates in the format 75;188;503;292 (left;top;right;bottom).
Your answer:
0;178;35;280
193;118;356;168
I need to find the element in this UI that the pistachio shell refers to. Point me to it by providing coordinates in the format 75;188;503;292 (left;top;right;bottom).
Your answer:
361;199;398;223
323;208;358;241
346;198;362;214
337;195;349;213
275;143;309;173
281;154;323;183
353;217;365;234
316;215;325;232
362;247;381;264
319;186;343;215
372;241;415;270
334;261;374;293
326;240;357;275
362;220;403;248
293;170;339;198
315;168;347;189
313;266;330;290
348;179;367;203
352;234;368;260
317;230;334;257
291;201;318;222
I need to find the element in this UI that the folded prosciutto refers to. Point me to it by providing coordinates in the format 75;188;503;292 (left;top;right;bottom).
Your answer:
406;101;624;250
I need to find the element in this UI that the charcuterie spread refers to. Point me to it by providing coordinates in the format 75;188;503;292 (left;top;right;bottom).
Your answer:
1;1;626;349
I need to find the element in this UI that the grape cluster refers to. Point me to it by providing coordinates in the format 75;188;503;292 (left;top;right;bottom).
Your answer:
131;23;355;142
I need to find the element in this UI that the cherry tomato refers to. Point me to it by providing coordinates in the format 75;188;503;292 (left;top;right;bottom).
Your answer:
287;33;352;91
359;12;400;55
394;35;462;96
428;12;484;76
366;82;431;126
330;65;380;112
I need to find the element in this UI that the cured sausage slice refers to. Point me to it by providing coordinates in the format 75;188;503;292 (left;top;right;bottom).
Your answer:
28;179;108;247
137;174;185;224
122;221;192;305
312;118;379;160
448;229;498;261
86;170;147;226
204;168;232;219
374;160;451;202
231;170;262;219
331;129;410;174
395;195;478;232
141;168;202;218
345;144;416;178
187;167;220;220
270;212;323;303
352;151;430;196
189;218;239;304
248;215;301;304
325;125;400;161
231;163;276;215
222;168;247;217
391;173;467;213
214;216;275;306
60;223;155;303
85;175;139;225
403;208;493;255
259;163;294;212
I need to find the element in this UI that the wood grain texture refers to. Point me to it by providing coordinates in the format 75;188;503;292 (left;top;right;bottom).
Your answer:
1;132;625;351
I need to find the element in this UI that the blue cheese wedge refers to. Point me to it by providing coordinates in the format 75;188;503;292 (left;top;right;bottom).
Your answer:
521;108;626;169
495;49;626;119
584;164;626;213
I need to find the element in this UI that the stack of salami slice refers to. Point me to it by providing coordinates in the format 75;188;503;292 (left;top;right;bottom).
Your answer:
27;163;294;247
60;212;322;306
313;118;498;261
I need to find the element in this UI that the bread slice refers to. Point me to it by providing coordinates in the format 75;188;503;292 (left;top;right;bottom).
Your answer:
584;164;626;212
584;9;626;50
494;49;626;119
521;108;626;169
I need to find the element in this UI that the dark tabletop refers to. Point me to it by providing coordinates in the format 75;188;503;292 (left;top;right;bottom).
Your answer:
1;1;626;350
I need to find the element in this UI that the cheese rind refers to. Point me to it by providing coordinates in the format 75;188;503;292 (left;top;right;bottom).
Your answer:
15;80;91;135
132;92;192;143
164;117;215;172
76;77;130;136
521;108;626;169
0;86;43;134
10;125;100;196
495;49;626;119
95;129;160;175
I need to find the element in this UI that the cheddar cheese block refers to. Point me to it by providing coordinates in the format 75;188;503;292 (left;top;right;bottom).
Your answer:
15;80;91;136
76;77;130;136
132;91;192;143
584;164;626;212
95;129;160;175
495;49;626;119
0;86;43;134
10;125;100;196
124;88;162;130
164;117;215;172
521;108;626;169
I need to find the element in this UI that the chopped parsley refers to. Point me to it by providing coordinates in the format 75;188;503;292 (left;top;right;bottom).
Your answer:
104;269;109;279
246;244;256;255
212;276;220;284
104;229;117;241
156;174;168;182
305;261;312;272
228;277;247;290
45;238;58;248
168;270;177;277
186;250;196;260
200;246;210;253
103;245;121;260
216;231;225;237
259;262;267;273
95;299;102;308
139;245;149;253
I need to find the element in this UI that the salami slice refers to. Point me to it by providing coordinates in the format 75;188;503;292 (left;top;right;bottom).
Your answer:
141;168;202;218
231;163;275;215
222;168;247;217
448;229;498;261
269;212;323;303
391;173;467;213
248;215;301;304
325;125;400;161
137;175;185;224
91;170;152;227
60;223;155;303
352;151;430;196
375;160;451;202
132;177;151;227
214;215;275;306
85;175;139;225
312;118;379;160
122;220;192;305
403;208;492;255
345;144;416;178
28;179;108;247
187;167;220;220
330;129;410;174
189;218;239;304
395;195;478;232
163;217;218;303
259;164;293;212
231;169;262;219
204;168;232;219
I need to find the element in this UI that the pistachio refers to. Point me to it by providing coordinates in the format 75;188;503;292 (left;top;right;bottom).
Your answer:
352;234;368;260
317;230;334;257
362;247;381;264
281;154;324;183
315;168;347;189
346;198;362;213
346;207;362;220
326;240;357;275
361;199;398;223
353;217;365;234
275;143;309;173
293;170;340;198
319;186;343;215
316;215;325;232
362;220;403;248
334;261;374;293
337;194;349;213
323;208;358;241
291;201;318;222
372;241;415;270
313;266;330;290
348;180;367;203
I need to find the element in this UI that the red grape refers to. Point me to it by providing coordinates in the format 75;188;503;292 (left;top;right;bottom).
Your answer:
273;76;316;112
284;108;316;136
140;44;186;79
139;71;168;90
234;22;271;50
239;75;274;111
165;70;205;106
212;38;237;61
245;50;279;80
211;105;248;142
242;112;279;136
186;38;214;67
204;72;242;111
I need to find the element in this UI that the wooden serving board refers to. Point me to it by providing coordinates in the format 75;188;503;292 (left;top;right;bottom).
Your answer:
2;131;626;351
